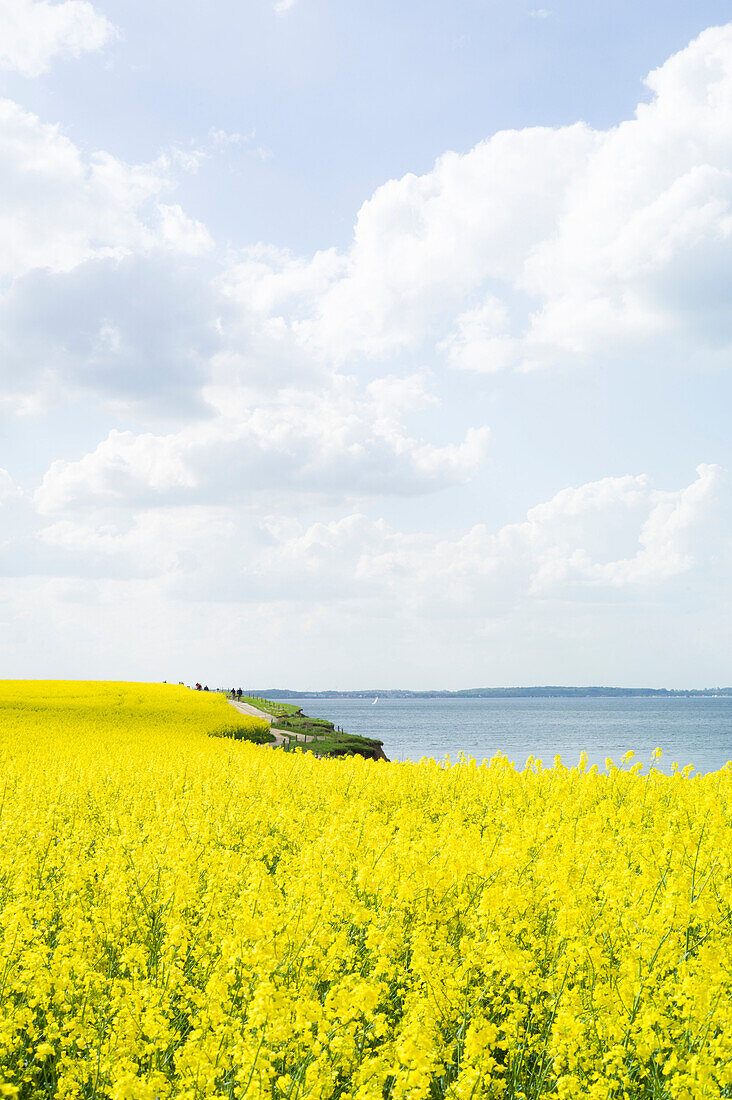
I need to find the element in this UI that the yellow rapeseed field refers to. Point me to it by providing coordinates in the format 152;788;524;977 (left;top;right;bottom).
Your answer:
0;681;731;1100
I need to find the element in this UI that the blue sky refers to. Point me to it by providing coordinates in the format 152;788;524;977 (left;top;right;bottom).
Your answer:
0;0;730;686
7;0;732;252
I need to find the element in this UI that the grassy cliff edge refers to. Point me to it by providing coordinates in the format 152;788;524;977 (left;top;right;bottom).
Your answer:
240;695;389;761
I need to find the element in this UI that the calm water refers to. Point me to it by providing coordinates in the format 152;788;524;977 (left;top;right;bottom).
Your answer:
282;696;732;774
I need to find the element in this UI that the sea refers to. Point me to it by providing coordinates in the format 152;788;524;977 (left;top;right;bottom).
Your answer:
281;695;732;775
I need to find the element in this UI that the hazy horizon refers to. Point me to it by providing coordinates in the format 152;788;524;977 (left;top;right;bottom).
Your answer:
243;683;732;694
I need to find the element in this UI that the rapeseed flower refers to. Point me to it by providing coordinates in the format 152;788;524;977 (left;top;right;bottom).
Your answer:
0;681;730;1098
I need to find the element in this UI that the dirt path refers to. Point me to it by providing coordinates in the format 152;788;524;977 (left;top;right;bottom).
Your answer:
226;699;294;748
228;699;272;721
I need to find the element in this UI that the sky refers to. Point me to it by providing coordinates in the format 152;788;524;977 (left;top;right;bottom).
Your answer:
0;0;730;689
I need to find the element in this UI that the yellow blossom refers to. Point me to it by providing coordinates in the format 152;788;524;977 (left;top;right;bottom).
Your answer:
0;680;729;1098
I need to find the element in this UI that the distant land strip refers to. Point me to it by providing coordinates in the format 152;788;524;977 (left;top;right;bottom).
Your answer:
252;686;732;699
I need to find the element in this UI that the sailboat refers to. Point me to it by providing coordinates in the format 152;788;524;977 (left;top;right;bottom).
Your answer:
372;696;379;704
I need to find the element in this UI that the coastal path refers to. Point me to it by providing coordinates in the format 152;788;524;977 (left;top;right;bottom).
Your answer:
227;698;311;749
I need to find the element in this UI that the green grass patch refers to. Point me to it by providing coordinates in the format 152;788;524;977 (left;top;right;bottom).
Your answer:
273;715;335;734
306;736;385;760
239;696;302;718
241;697;388;760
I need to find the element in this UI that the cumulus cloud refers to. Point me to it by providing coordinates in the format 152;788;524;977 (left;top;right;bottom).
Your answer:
39;507;238;579
156;204;213;255
1;21;731;686
355;465;726;604
291;124;597;363
233;465;726;610
213;24;732;378
519;464;725;590
0;0;116;76
0;96;486;475
0;99;196;283
33;378;491;512
7;25;732;420
1;461;725;686
0;101;220;413
28;466;728;610
0;254;220;413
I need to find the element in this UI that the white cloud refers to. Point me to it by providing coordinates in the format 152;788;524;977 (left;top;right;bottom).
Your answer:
0;253;220;414
292;124;597;363
273;0;298;14
209;128;247;147
231;465;725;610
521;464;724;590
167;146;208;174
0;99;181;281
439;297;515;373
0;463;725;687
27;467;728;613
208;127;271;161
156;204;213;255
40;507;238;578
0;469;21;502
6;25;732;423
299;464;724;602
0;102;221;414
0;0;116;76
0;21;730;688
33;378;491;513
212;24;732;378
0;93;486;469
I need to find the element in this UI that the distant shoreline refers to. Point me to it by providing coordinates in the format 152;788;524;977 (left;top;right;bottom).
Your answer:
252;686;732;700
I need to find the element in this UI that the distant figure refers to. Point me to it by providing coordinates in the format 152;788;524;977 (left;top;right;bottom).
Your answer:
236;688;242;702
231;687;236;699
195;682;202;691
203;685;209;691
